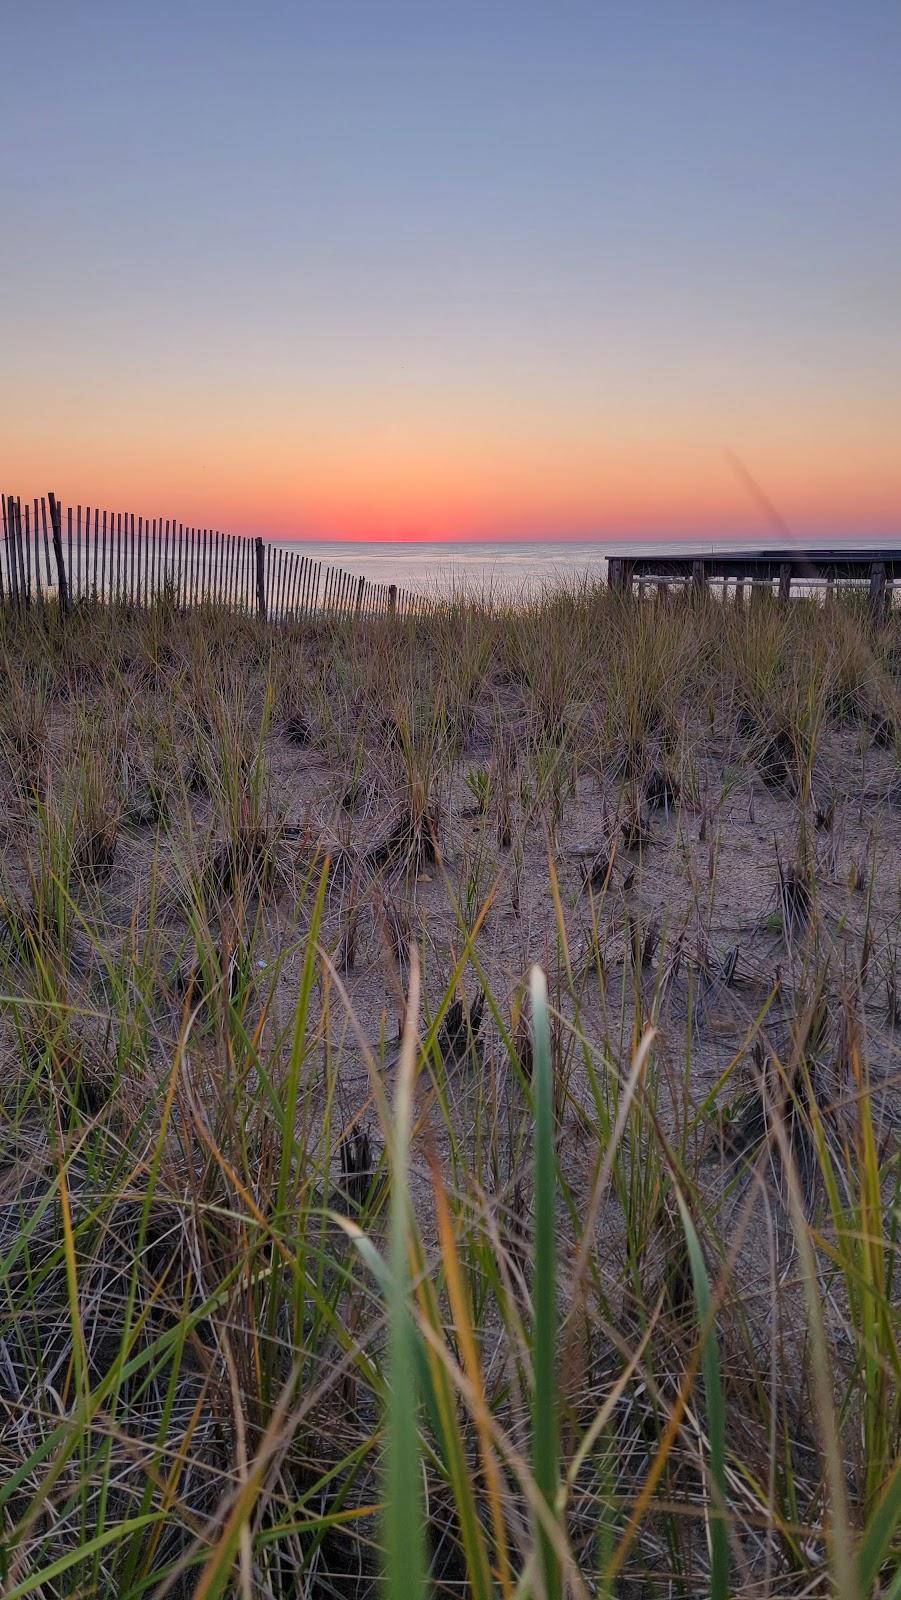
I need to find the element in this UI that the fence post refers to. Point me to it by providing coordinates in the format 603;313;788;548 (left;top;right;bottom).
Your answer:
778;562;792;603
47;492;70;615
388;583;397;615
691;559;707;596
869;561;887;626
255;537;266;619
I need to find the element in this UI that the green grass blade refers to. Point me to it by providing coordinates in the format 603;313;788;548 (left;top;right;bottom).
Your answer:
384;951;429;1600
531;964;560;1600
674;1189;729;1600
857;1454;901;1598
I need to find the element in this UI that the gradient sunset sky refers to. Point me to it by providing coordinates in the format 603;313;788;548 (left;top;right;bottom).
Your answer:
3;2;900;542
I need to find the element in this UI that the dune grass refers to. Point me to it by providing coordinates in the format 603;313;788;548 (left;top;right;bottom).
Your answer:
0;580;898;1596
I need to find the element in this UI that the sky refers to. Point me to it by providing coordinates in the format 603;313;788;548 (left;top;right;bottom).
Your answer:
1;1;899;543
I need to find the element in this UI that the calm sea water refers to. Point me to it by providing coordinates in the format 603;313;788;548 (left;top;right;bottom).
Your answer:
269;538;618;599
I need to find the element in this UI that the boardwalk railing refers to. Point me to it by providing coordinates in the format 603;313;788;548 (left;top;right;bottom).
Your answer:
608;548;898;622
0;493;427;621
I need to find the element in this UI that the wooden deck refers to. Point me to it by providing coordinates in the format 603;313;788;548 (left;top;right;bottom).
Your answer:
607;547;899;616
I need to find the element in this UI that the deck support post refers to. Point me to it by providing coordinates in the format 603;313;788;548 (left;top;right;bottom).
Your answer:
869;561;887;626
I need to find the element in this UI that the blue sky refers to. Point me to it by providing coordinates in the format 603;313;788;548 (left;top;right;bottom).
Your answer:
2;1;899;539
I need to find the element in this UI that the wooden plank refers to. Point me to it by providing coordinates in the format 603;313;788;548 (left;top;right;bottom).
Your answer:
15;496;27;606
9;495;22;609
48;493;70;614
255;537;266;617
40;496;52;588
276;548;287;617
6;494;19;609
290;552;302;617
1;496;11;609
83;505;91;603
22;500;33;604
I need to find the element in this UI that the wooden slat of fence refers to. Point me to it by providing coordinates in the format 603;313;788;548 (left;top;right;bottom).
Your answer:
8;496;20;608
33;500;44;605
1;496;10;609
40;497;51;588
277;548;288;617
290;551;302;616
223;533;233;609
4;495;14;608
23;501;33;604
18;500;29;606
83;505;90;603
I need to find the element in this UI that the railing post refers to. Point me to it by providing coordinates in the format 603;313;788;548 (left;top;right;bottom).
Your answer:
47;492;70;615
254;537;266;619
869;561;887;626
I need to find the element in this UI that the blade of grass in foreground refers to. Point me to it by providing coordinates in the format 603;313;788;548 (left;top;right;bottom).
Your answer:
531;965;561;1600
385;949;428;1600
674;1189;729;1600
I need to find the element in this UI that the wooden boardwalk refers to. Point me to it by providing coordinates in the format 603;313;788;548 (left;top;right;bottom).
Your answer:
608;545;899;618
0;492;427;621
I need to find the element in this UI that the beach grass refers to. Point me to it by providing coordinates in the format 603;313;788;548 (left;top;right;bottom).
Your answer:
0;581;898;1595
